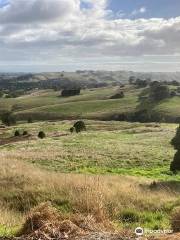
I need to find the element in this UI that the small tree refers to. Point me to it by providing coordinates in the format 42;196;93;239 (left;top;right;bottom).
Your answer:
70;127;74;133
38;131;46;139
73;121;86;133
14;130;20;137
170;125;180;173
23;130;28;136
150;84;170;102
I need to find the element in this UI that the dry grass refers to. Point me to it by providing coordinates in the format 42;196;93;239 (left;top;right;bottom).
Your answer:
171;207;180;232
0;156;179;232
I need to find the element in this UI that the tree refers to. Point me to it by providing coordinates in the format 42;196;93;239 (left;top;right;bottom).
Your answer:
1;112;16;126
14;130;20;137
61;88;81;97
38;131;46;139
70;127;74;133
150;83;170;102
23;131;28;136
73;121;86;133
170;125;180;173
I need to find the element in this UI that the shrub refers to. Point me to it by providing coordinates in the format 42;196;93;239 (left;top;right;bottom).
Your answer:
14;130;20;137
170;151;180;173
70;127;74;133
61;88;81;97
38;131;46;139
171;207;180;232
73;121;86;133
23;131;28;136
170;125;180;173
120;209;140;223
171;125;180;150
110;91;124;99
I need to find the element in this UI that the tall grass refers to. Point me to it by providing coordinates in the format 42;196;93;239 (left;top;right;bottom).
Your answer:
0;157;179;232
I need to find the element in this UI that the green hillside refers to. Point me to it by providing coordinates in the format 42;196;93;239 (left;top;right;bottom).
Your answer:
0;85;180;122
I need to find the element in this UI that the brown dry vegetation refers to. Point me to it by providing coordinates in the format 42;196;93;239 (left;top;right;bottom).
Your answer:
0;156;179;230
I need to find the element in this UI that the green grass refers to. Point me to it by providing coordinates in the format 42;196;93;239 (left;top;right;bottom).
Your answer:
0;225;18;237
0;85;180;122
1;120;179;180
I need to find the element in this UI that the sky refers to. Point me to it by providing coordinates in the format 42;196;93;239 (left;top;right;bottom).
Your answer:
0;0;180;72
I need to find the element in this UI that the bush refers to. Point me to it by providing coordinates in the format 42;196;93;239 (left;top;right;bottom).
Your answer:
38;131;46;139
170;125;180;173
171;207;180;232
73;121;86;133
170;151;180;173
23;131;28;136
120;209;140;223
14;130;20;137
70;127;74;133
61;88;81;97
110;91;124;99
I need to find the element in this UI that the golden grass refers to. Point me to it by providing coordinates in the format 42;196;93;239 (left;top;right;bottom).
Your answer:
0;156;179;230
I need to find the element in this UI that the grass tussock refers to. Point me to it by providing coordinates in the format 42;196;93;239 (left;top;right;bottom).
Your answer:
17;202;116;240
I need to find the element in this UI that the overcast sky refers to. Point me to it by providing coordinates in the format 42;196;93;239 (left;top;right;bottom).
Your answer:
0;0;180;72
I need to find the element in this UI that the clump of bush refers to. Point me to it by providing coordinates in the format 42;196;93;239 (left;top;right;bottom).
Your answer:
70;127;75;133
119;209;140;223
73;121;86;133
23;131;28;136
110;91;124;99
170;125;180;173
61;88;81;97
171;207;180;232
14;130;20;137
38;131;46;139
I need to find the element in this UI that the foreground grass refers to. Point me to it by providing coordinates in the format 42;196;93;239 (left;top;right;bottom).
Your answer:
0;157;179;235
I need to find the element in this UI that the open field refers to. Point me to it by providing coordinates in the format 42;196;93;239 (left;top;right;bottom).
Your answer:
1;120;179;180
0;120;179;237
0;85;180;121
0;86;180;238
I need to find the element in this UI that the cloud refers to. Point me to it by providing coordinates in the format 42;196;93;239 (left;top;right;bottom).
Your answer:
131;6;147;16
0;0;80;23
0;0;179;71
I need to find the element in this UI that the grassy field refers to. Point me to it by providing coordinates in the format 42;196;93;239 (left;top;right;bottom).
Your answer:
0;85;180;121
0;120;179;236
0;85;180;237
1;120;179;180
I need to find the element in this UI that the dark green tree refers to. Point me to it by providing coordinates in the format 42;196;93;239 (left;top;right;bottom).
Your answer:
150;84;170;102
38;131;46;139
73;121;86;133
170;125;180;173
14;130;20;137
